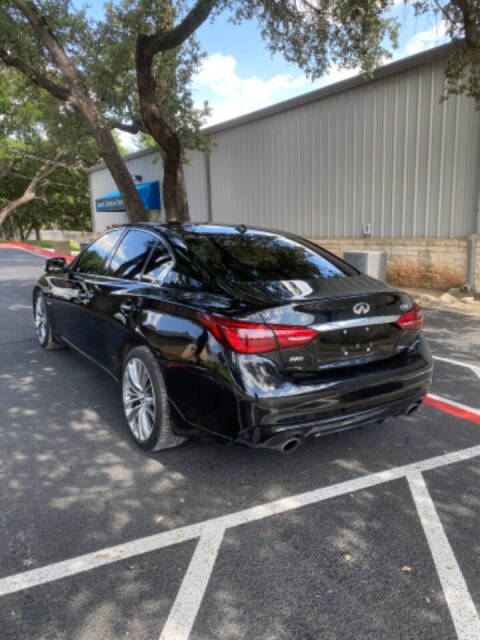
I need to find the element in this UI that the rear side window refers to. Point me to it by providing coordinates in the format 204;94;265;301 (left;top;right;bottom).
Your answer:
106;230;157;280
183;231;356;282
75;229;122;274
142;240;174;283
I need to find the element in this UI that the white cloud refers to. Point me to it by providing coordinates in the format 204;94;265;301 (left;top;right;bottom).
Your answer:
194;52;358;126
405;20;449;56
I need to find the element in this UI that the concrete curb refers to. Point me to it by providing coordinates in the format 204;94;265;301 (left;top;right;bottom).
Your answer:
0;242;74;262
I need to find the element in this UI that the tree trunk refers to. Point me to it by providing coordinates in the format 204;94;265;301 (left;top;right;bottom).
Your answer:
162;152;189;222
10;0;147;225
15;216;25;240
35;225;41;241
74;99;147;223
0;193;35;227
136;38;190;223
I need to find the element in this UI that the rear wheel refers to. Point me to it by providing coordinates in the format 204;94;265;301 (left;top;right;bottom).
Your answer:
121;346;187;451
33;291;63;350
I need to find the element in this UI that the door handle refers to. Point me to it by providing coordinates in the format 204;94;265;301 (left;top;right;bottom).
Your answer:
78;289;93;303
120;299;136;315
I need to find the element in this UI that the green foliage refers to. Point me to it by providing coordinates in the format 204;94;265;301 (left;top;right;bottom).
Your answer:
0;63;98;233
228;0;398;79
0;142;93;233
412;1;480;109
89;0;212;154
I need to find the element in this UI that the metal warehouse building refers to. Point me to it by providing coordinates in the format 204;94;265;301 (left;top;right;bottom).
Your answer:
87;43;480;291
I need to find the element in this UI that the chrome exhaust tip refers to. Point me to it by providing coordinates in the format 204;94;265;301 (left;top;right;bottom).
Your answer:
279;437;301;453
405;402;421;417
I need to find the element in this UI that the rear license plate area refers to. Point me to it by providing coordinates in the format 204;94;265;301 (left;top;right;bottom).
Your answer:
317;324;392;359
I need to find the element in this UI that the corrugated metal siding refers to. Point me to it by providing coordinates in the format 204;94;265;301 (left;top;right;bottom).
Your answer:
208;59;479;238
91;149;208;231
90;152;163;232
89;57;479;238
184;150;209;222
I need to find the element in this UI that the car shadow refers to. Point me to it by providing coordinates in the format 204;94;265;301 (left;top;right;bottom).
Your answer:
1;306;479;639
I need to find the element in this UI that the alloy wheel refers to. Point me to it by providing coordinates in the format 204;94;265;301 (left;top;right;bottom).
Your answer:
34;295;47;344
122;357;156;441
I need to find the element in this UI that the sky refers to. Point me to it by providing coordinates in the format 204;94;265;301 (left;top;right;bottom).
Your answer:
82;1;449;148
191;3;448;127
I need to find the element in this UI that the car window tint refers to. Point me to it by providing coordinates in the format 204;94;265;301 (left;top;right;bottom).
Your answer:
183;231;356;282
142;241;174;283
161;266;204;291
75;229;122;274
107;230;157;280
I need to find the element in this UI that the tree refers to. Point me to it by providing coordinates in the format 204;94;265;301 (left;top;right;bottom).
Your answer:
0;0;146;222
0;1;478;224
0;66;99;234
413;2;480;108
0;153;61;227
0;142;94;235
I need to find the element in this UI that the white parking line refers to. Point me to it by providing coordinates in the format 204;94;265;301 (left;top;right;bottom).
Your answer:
159;527;225;640
1;445;480;610
433;356;480;379
408;472;480;640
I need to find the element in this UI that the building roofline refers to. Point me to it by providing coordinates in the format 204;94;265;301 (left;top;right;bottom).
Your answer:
86;41;455;173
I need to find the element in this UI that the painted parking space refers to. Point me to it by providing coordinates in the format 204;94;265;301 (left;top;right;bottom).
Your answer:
0;247;479;640
0;542;197;640
429;357;480;410
191;480;458;640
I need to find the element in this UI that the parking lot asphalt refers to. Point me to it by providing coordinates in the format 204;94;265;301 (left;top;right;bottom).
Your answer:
0;247;479;640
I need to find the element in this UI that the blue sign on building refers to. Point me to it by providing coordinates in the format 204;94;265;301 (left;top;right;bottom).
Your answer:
95;181;161;212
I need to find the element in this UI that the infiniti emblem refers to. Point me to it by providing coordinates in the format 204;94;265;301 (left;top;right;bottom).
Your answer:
353;302;370;315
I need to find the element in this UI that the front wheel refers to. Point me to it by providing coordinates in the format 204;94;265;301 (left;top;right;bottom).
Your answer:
121;346;187;451
33;291;63;350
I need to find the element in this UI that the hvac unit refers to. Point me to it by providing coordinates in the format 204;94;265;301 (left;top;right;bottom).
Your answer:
343;250;387;282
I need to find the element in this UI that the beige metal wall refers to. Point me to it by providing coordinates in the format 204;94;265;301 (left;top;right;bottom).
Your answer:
89;56;480;238
209;59;480;238
90;150;207;232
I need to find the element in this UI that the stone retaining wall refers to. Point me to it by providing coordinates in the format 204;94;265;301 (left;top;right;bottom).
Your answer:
309;237;469;290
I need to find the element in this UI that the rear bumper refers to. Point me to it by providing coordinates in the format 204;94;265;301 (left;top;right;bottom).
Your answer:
235;335;433;448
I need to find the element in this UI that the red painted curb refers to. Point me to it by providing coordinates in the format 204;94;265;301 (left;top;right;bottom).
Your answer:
0;242;74;262
425;395;480;425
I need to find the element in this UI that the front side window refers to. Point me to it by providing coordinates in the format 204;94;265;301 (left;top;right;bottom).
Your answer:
75;229;122;274
106;230;158;280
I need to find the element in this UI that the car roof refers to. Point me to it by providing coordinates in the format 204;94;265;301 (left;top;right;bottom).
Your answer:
121;221;295;240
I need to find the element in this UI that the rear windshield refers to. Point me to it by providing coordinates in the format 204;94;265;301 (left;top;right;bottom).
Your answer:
183;231;356;282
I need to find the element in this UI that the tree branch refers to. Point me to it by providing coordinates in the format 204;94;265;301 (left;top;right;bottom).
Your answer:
451;0;480;48
0;142;86;171
108;120;147;134
0;157;61;226
140;0;218;57
0;47;70;101
10;0;148;222
12;0;86;93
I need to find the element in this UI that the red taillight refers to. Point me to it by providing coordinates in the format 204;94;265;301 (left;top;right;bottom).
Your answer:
271;325;317;349
396;303;424;330
197;313;316;354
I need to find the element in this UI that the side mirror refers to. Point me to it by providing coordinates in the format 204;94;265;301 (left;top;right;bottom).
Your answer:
45;257;67;273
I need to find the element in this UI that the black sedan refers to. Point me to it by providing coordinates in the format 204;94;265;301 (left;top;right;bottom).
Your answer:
33;223;432;453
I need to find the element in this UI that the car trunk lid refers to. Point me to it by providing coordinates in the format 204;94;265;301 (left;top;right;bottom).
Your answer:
249;276;416;372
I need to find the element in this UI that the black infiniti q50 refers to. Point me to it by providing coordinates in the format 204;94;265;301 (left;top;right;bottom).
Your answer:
33;223;432;453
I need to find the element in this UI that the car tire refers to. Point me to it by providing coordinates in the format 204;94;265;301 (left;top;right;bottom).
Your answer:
121;346;187;451
33;290;63;350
